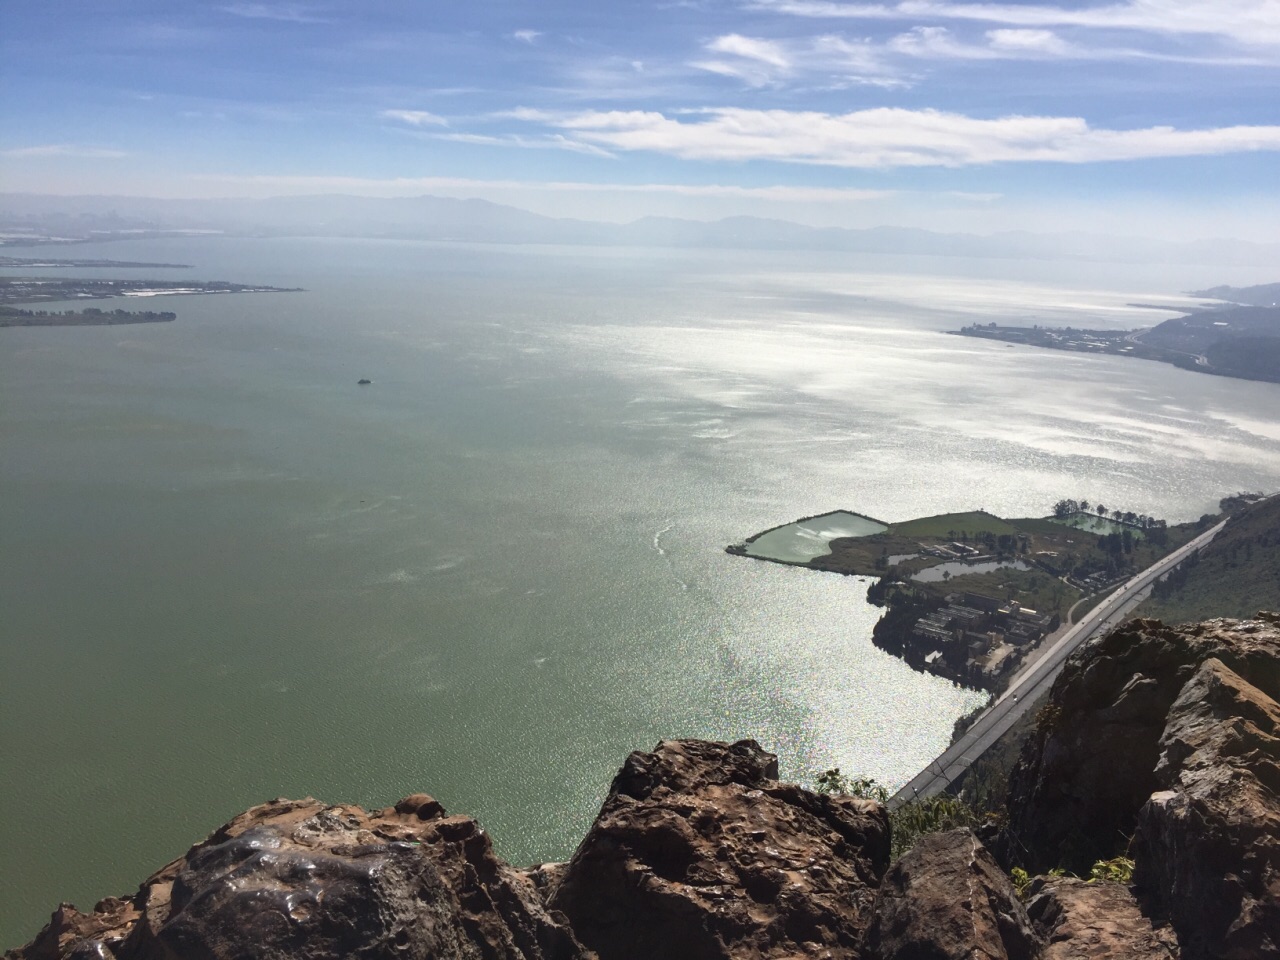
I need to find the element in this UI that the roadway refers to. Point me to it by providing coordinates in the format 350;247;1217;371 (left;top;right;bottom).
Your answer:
888;516;1229;808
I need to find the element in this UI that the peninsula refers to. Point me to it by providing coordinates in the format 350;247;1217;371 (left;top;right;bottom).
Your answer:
0;256;192;269
727;497;1250;692
0;276;302;328
952;296;1280;385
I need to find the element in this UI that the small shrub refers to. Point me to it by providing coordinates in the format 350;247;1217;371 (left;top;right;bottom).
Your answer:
1089;856;1135;884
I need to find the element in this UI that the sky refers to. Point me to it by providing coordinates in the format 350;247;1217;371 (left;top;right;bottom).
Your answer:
2;0;1280;238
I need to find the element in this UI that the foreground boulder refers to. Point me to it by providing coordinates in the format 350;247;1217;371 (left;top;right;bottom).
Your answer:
863;828;1039;960
8;795;586;960
545;739;891;960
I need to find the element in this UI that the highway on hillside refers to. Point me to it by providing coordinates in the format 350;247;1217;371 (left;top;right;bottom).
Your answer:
888;516;1230;809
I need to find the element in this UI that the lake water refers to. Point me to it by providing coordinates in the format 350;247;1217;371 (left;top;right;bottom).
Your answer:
3;238;1280;944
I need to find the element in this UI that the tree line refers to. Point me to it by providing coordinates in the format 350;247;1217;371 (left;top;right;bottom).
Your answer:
1051;499;1167;530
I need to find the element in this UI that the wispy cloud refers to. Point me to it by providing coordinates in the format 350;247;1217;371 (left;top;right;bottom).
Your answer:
886;24;1270;63
221;3;329;23
708;34;793;67
748;0;1280;48
889;25;1069;58
512;29;542;44
1;145;128;159
525;106;1280;167
693;31;894;86
437;132;617;158
187;173;896;203
381;109;449;127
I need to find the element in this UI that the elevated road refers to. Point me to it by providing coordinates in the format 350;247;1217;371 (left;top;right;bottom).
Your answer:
889;517;1229;808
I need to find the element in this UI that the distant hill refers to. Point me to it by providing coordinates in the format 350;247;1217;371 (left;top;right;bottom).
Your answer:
1139;495;1280;621
1139;305;1280;383
4;192;1280;267
1188;281;1280;306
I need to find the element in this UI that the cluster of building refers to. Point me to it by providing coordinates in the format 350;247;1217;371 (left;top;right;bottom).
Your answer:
922;541;982;560
911;591;1059;682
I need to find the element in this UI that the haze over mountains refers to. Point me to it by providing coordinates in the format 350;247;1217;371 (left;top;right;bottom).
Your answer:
4;193;1278;269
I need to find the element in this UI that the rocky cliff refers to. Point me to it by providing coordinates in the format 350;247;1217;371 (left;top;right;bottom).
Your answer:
9;616;1279;960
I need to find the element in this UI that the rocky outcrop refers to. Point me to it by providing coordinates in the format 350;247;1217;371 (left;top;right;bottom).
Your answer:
7;795;587;960
863;828;1039;960
545;739;890;960
1004;616;1280;959
1004;617;1280;875
1134;656;1280;959
1024;877;1180;958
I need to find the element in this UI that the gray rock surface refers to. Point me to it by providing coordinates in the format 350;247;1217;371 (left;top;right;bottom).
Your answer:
1004;617;1280;875
1134;655;1280;959
8;795;587;960
863;828;1039;960
1024;877;1179;958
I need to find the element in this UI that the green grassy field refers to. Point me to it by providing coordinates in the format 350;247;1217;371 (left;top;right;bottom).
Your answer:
1138;496;1280;622
888;511;1019;539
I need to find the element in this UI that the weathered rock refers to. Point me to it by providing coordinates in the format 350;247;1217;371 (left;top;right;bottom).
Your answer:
7;898;140;960
1004;617;1280;874
1024;877;1180;958
862;828;1039;960
1134;656;1280;959
547;739;890;960
9;795;587;960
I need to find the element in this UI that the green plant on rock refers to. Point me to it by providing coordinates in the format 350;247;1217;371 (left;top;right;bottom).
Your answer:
1088;856;1135;884
815;769;981;859
814;768;889;803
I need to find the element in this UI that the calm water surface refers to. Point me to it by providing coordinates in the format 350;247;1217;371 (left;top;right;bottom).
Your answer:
3;238;1279;943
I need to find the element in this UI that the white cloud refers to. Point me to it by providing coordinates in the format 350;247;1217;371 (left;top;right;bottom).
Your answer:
889;24;1076;58
749;0;1280;48
381;109;449;127
987;28;1071;54
512;29;542;43
707;33;792;67
694;31;893;85
220;3;328;23
1;145;128;159
437;132;617;158
536;106;1280;167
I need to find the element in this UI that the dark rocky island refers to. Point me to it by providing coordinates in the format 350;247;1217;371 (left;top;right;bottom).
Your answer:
8;615;1278;959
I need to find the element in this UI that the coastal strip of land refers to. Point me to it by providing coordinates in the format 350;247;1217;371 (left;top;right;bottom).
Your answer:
0;276;302;327
0;277;302;305
727;497;1254;694
0;306;176;327
0;256;192;269
951;300;1280;385
890;511;1234;806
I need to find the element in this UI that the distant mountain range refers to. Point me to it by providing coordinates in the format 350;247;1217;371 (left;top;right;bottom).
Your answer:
3;192;1279;267
1189;282;1280;306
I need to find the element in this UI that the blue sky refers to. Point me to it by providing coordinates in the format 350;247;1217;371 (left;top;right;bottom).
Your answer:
2;0;1279;237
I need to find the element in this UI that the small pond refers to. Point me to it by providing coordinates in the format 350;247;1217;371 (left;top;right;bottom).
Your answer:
745;510;888;563
912;559;1031;583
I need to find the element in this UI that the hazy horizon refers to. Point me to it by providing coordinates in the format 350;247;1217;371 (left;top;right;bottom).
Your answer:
4;2;1280;242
